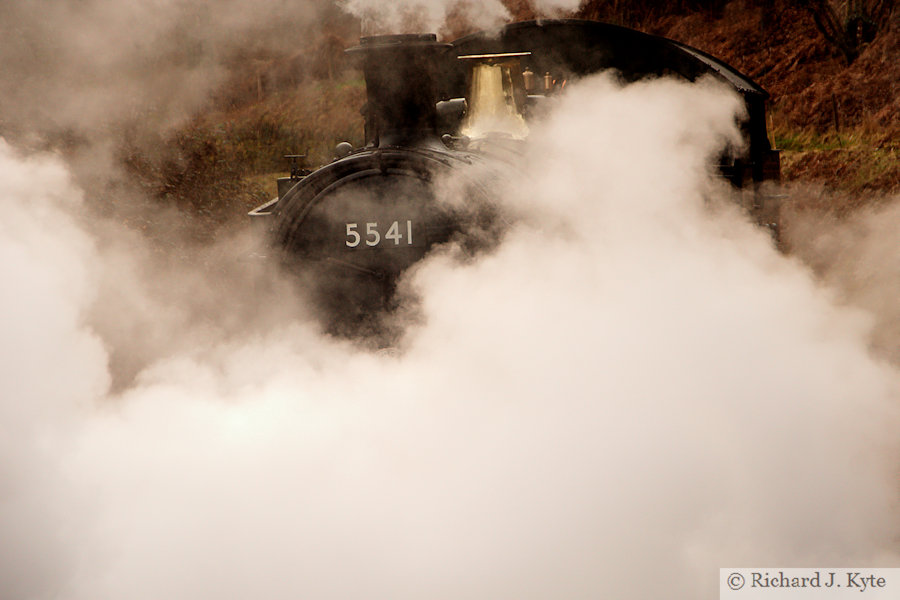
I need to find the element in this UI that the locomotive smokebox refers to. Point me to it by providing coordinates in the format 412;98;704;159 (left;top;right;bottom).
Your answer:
347;34;451;148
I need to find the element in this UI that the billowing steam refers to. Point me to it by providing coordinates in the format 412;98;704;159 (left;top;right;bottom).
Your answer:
785;197;900;365
340;0;509;35
0;0;326;137
2;64;899;600
339;0;583;35
0;0;350;214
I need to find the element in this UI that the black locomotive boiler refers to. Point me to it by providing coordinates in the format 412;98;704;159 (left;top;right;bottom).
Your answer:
250;19;781;336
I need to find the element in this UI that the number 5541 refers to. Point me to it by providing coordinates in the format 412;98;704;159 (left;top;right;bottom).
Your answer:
346;221;413;248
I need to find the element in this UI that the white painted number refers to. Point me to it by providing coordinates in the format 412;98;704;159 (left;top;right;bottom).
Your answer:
346;223;360;248
385;221;401;245
365;222;380;246
345;221;414;248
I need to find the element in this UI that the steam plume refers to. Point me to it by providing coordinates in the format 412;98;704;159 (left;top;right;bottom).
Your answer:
340;0;510;35
0;0;324;138
338;0;583;36
784;195;900;364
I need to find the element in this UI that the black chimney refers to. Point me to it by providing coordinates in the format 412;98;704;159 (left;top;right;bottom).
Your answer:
347;34;451;148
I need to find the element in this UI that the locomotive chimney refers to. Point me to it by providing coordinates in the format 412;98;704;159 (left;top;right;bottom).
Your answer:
347;34;451;148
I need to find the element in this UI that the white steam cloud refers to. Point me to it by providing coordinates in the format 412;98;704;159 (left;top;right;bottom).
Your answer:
2;71;899;600
0;0;325;137
785;198;900;364
339;0;583;36
530;0;585;15
340;0;510;35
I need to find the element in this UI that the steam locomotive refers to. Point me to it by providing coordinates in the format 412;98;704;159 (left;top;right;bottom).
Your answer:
250;19;781;337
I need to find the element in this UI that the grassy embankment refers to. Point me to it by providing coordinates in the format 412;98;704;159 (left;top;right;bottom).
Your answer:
231;72;366;202
128;70;366;234
773;126;899;200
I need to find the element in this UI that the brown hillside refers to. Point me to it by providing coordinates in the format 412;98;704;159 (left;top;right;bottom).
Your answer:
639;2;899;140
572;0;899;192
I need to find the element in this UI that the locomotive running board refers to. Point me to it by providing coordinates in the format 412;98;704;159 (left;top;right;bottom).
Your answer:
248;196;279;217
